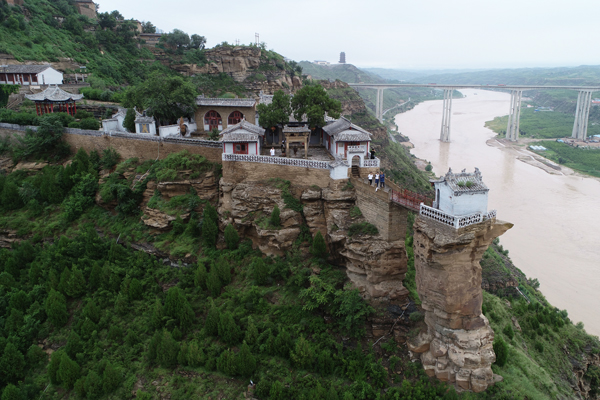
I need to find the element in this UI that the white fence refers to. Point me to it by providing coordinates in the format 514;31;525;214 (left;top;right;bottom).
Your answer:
363;158;380;167
347;145;367;154
419;204;497;229
223;153;329;169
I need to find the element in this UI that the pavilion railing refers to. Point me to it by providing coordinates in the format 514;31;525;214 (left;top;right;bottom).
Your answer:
419;204;498;229
363;158;380;167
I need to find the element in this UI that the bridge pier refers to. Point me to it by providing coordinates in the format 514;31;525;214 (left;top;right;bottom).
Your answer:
375;88;384;123
572;90;593;140
440;89;452;142
506;89;523;141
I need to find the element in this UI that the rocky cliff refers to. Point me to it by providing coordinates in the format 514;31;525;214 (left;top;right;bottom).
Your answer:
218;177;410;303
408;216;513;392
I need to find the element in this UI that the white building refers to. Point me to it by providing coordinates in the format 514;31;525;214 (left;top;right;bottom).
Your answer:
0;65;63;86
101;107;156;135
431;168;489;216
220;120;265;155
322;117;372;165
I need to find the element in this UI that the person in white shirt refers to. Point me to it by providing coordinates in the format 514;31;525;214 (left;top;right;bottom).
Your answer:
368;173;373;185
375;173;380;188
270;147;275;156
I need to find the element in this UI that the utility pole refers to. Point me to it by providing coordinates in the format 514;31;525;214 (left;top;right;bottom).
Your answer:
255;33;259;46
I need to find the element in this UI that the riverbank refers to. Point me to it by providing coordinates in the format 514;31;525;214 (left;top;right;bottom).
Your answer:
395;88;600;337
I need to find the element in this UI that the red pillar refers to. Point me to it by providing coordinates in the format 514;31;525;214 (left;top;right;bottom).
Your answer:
73;102;77;115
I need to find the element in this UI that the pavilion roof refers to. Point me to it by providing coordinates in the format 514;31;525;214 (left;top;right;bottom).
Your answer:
219;120;264;142
196;97;256;108
322;117;372;141
431;168;489;195
283;125;310;134
25;85;83;102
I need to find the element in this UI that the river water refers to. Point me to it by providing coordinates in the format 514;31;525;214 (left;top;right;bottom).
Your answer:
395;89;600;337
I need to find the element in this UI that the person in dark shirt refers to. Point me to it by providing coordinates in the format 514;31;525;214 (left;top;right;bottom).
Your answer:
380;172;385;188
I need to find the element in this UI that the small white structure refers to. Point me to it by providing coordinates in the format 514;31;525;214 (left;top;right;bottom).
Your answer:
431;168;489;216
322;117;373;165
0;65;63;86
101;107;156;135
135;114;156;135
102;108;128;133
220;120;264;155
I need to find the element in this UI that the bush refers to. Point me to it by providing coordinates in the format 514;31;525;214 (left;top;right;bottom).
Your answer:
503;324;515;340
224;224;239;250
236;341;256;377
493;336;509;367
270;205;281;227
348;222;379;237
310;231;327;258
409;311;424;322
102;147;120;169
80;117;100;130
251;257;268;285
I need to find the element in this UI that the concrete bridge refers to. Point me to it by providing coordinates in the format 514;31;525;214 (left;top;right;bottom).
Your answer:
349;83;600;142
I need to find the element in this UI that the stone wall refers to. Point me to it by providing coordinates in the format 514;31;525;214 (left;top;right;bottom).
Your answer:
352;177;408;242
222;160;330;188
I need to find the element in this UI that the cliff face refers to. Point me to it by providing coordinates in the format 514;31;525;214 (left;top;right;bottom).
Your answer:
218;178;409;303
408;216;513;392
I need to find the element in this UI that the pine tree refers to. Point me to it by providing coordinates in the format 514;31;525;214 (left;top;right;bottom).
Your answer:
275;328;293;358
102;361;121;394
83;299;101;323
57;354;80;389
147;331;162;364
84;371;102;400
157;330;179;369
327;384;340;400
215;256;231;285
26;344;47;367
270;381;284;400
218;312;240;345
202;217;218;248
123;108;136;132
206;267;222;297
236;341;256;378
129;278;142;300
310;231;327;258
291;336;314;369
65;331;83;359
186;340;205;367
67;265;86;297
493;335;509;367
194;262;207;290
88;262;102;291
270;204;281;227
205;300;220;336
252;257;269;285
224;224;239;250
47;351;64;385
151;298;164;328
0;343;25;383
244;316;259;348
216;349;237;376
1;384;22;400
164;287;184;319
45;289;68;328
58;267;72;295
114;291;128;316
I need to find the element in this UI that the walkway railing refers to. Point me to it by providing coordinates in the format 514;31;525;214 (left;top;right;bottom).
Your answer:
363;158;380;167
419;204;497;229
222;153;330;169
391;188;433;212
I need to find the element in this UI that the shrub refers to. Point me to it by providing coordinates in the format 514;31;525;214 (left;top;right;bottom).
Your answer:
218;312;240;345
224;224;239;249
202;217;218;248
205;300;220;336
102;361;121;393
45;289;68;327
270;205;281;227
84;371;103;400
348;222;378;237
57;355;80;389
291;336;314;369
236;341;256;377
310;231;327;258
409;311;424;322
102;147;120;169
349;206;362;218
493;336;509;367
503;324;515;340
252;257;268;285
207;267;222;297
194;262;207;290
216;349;236;376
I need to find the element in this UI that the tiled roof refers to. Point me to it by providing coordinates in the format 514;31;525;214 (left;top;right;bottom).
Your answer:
135;116;155;124
335;131;371;141
433;168;489;194
219;120;265;142
2;65;54;74
25;85;83;102
322;117;372;139
196;97;256;108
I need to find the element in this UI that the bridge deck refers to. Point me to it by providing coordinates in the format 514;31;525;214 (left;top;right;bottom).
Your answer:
349;83;600;91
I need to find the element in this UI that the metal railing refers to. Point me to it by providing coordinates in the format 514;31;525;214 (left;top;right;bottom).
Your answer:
391;189;433;212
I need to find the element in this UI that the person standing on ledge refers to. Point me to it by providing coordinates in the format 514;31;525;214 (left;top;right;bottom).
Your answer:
380;171;385;188
368;172;373;186
370;149;376;160
270;147;275;156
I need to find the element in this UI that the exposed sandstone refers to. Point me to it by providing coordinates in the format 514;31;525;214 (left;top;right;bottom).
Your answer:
410;215;513;392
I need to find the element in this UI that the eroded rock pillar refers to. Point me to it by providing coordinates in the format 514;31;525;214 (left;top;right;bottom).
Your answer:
408;215;513;392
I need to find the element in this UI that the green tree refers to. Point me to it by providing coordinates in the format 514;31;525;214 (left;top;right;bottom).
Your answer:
194;262;207;290
493;335;509;367
186;340;205;367
291;84;342;129
102;361;121;394
123;72;197;126
310;231;327;258
114;291;128;316
270;381;284;400
291;336;314;369
14;117;69;161
67;265;86;297
157;330;180;368
236;341;256;377
215;256;231;285
503;324;515;340
129;278;142;300
202;210;218;248
151;298;164;328
205;300;220;336
270;205;281;227
57;354;80;389
47;351;64;385
244;316;259;348
224;224;239;250
251;257;268;285
218;312;240;345
164;287;195;331
45;289;68;328
1;384;22;400
0;343;25;384
123;108;136;132
65;331;83;359
216;349;237;376
257;90;292;129
160;29;190;50
89;262;102;290
83;299;101;323
84;371;103;400
141;21;156;33
206;267;222;297
190;34;206;50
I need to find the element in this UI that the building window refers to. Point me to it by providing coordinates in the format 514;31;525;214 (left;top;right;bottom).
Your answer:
204;110;222;131
228;111;243;125
234;143;248;154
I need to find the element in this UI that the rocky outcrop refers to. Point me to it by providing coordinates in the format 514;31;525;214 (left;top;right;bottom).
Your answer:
570;349;600;399
219;178;410;302
408;216;513;392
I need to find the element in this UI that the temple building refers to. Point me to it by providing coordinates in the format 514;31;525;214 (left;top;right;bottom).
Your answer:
195;97;257;134
322;117;372;164
430;168;489;216
25;85;83;116
0;65;63;86
220;120;264;155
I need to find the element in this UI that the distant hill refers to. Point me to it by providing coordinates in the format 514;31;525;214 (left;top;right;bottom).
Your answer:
361;68;486;82
298;62;385;84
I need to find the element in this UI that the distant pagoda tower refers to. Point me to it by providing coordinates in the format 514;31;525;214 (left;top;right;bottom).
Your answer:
339;52;346;64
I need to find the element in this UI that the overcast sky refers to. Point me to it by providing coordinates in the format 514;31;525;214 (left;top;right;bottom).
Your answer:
98;0;600;69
